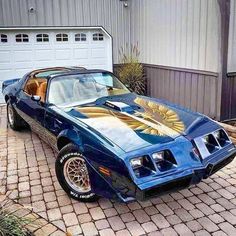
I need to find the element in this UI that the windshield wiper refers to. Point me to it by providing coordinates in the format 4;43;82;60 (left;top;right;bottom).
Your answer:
106;86;113;91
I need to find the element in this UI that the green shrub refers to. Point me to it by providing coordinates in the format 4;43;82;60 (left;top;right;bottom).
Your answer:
117;43;146;95
0;198;35;236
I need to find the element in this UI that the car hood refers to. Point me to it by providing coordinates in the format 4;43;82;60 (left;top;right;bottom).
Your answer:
64;93;219;152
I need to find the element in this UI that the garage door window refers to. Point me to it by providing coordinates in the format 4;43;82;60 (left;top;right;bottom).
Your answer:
16;34;29;42
56;33;68;42
36;34;49;42
93;33;104;41
75;33;86;42
0;34;7;43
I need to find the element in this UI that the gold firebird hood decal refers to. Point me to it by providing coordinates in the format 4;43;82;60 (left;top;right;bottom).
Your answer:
134;97;185;134
75;97;185;137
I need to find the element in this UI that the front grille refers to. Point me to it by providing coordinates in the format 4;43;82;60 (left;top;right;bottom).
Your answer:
144;175;192;199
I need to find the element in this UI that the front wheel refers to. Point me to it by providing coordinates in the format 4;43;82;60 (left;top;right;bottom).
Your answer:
7;101;24;130
55;143;98;202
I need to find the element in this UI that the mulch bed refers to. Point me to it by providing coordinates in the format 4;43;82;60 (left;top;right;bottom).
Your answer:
218;121;236;144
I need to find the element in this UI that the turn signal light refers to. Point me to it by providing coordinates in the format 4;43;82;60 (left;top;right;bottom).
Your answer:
99;166;111;176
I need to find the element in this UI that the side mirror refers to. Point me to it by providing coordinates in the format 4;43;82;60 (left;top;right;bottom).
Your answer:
125;83;133;92
31;95;41;102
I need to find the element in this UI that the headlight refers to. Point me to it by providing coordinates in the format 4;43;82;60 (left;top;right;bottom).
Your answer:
152;150;177;171
203;135;210;144
213;129;230;147
202;134;219;153
152;151;164;162
214;130;221;140
130;157;143;169
130;156;155;178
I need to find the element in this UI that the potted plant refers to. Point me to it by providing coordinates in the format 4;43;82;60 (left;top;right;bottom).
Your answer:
117;43;146;95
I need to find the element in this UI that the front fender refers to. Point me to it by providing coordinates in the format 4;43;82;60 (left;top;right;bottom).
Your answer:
57;129;83;151
2;78;20;94
57;128;135;201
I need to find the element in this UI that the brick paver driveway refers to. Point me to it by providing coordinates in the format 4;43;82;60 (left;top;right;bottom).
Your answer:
1;105;236;236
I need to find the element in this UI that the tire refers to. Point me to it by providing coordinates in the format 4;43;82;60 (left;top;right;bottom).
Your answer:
55;143;98;202
7;101;24;131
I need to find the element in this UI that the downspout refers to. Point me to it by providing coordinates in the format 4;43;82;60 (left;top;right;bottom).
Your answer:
218;0;231;120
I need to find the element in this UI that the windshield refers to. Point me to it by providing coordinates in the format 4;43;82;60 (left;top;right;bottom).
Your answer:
48;72;130;106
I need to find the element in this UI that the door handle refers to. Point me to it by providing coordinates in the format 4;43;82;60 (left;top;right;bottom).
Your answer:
55;119;62;125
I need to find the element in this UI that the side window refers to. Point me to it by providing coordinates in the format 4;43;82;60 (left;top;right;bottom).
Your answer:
0;34;7;43
56;33;68;42
16;34;29;42
93;33;104;41
24;77;47;102
23;78;39;96
36;34;49;42
75;33;86;42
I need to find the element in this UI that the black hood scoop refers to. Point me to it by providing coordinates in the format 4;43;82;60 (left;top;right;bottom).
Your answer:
104;100;134;112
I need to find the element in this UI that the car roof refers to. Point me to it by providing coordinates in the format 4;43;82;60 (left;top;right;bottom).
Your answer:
29;67;111;79
29;66;87;78
49;69;111;78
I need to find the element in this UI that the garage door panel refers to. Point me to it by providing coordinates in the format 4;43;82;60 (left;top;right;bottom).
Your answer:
13;62;33;67
90;57;107;64
0;67;12;73
54;44;71;49
11;66;33;76
0;69;14;79
15;68;33;74
12;45;33;50
36;61;58;68
55;49;71;60
91;48;106;58
75;60;90;66
0;70;25;81
74;48;89;59
0;51;11;63
34;46;52;51
35;50;54;61
14;50;33;62
90;64;107;70
34;44;51;48
45;61;71;67
0;28;112;103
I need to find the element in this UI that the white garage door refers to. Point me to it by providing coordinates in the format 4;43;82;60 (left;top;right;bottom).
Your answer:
0;27;112;103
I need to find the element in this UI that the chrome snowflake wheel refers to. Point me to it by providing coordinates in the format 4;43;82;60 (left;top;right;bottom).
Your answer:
63;156;91;193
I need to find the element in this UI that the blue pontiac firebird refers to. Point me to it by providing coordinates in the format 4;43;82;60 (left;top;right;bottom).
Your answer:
2;67;236;202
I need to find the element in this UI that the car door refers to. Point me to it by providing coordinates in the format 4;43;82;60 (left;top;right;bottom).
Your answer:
44;105;67;150
15;76;47;141
43;76;73;150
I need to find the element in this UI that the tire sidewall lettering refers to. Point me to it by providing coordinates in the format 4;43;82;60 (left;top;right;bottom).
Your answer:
60;152;83;164
56;149;96;201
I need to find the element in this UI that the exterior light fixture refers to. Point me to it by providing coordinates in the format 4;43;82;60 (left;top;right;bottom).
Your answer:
120;0;128;8
28;7;36;13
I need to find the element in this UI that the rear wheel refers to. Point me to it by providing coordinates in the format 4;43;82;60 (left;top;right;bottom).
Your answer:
7;101;24;130
56;143;98;202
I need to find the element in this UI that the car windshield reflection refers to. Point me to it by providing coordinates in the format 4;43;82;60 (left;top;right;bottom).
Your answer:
48;72;130;106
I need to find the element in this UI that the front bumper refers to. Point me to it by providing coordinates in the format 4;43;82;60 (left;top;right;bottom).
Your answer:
118;149;236;202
